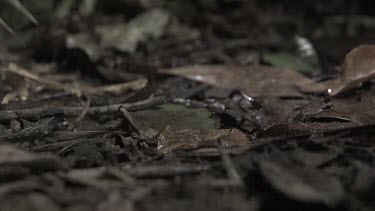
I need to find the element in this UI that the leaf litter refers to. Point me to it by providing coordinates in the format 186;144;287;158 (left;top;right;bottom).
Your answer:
0;1;375;211
159;64;326;97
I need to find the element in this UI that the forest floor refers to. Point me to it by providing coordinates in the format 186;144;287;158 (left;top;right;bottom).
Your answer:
0;1;374;211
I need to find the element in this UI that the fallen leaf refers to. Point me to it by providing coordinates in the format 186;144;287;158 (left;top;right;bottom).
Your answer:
157;127;250;154
307;98;375;126
341;45;375;80
260;97;301;124
159;65;326;97
66;33;104;61
289;149;338;168
256;122;359;138
69;9;199;59
0;193;60;211
351;161;375;207
257;154;345;206
126;104;220;139
263;52;320;76
96;9;170;53
0;69;29;104
325;45;375;96
0;143;67;171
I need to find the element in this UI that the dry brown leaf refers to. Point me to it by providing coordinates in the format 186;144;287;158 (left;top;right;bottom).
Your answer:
157;127;250;154
307;98;375;126
342;45;375;80
159;65;325;97
325;45;375;96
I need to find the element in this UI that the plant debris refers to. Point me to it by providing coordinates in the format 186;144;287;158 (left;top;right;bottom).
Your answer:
157;127;250;154
325;45;375;96
160;65;326;97
0;1;374;211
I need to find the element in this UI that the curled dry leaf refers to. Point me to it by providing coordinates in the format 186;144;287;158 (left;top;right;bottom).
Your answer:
159;65;325;97
325;45;375;96
157;127;250;154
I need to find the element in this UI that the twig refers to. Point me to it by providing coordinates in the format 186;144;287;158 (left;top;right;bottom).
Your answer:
221;152;244;187
0;97;165;121
30;137;104;152
120;107;156;140
52;131;128;141
5;63;148;96
73;95;92;125
121;164;212;178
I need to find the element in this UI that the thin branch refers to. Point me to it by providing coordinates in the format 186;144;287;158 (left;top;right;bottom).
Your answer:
5;63;148;96
0;97;165;122
74;95;92;125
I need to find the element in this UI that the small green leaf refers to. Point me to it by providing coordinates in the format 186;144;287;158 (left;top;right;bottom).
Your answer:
132;104;220;135
263;52;321;76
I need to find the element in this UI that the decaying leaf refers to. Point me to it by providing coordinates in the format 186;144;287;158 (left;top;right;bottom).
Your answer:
126;104;220;139
69;9;199;60
96;9;169;53
66;33;103;61
325;45;375;96
253;149;346;205
263;52;320;76
256;122;359;138
157;127;250;154
257;154;345;206
0;67;29;104
95;9;199;54
341;45;375;81
133;104;220;131
307;98;375;125
159;65;326;97
0;143;67;171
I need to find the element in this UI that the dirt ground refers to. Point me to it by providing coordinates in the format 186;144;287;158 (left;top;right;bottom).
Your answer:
0;1;374;211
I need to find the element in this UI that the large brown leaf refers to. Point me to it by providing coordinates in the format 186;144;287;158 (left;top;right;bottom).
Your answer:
325;45;375;96
159;65;325;97
307;98;375;126
257;153;345;205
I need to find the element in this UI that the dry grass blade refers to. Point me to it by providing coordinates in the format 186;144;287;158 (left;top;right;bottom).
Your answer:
6;0;38;25
0;16;25;45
